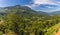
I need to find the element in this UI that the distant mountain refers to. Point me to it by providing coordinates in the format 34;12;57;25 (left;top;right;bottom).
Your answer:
0;5;60;17
3;5;32;10
49;11;60;15
37;11;49;16
0;5;49;17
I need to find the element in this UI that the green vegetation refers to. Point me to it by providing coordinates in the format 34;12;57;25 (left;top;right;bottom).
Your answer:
0;5;59;35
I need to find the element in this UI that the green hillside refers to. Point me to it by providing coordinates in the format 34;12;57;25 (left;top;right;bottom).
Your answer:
0;5;59;35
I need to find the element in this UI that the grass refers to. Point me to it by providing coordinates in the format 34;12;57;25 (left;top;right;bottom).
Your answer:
45;22;60;35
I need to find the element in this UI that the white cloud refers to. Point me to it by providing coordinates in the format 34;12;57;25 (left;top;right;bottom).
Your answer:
26;0;60;8
33;0;51;5
46;6;53;8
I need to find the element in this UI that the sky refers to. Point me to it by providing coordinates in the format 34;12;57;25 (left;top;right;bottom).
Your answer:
0;0;20;7
0;0;60;12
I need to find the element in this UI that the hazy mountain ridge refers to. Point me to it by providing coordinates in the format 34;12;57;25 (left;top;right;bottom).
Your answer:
0;5;50;17
0;5;59;16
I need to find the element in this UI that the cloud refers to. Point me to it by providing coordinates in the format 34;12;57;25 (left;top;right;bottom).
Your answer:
32;0;52;5
46;6;54;8
26;0;60;8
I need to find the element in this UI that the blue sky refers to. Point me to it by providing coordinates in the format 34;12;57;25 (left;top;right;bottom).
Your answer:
0;0;20;7
0;0;60;12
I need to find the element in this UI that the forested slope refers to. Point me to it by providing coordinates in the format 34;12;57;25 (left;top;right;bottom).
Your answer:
0;5;59;35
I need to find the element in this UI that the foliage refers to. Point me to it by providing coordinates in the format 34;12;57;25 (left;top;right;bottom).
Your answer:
0;5;59;35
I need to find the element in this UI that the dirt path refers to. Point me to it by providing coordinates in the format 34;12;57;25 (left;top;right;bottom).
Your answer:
56;29;60;35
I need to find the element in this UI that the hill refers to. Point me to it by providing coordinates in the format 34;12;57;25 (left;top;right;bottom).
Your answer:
0;5;58;35
49;11;60;15
0;5;49;17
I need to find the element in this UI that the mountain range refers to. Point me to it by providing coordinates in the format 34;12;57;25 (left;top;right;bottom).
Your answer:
0;5;59;16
